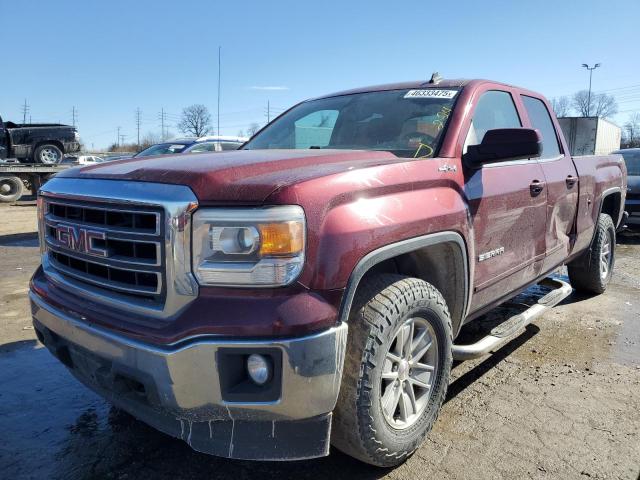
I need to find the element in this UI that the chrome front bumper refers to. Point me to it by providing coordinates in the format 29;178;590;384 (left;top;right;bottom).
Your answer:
30;291;348;460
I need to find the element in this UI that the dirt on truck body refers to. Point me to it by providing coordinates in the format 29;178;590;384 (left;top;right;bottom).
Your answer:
29;77;627;466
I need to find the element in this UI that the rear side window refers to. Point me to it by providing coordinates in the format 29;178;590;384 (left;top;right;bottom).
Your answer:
620;151;640;175
522;96;561;159
464;90;521;152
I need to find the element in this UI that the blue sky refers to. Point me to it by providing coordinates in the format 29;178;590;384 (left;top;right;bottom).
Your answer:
1;0;638;149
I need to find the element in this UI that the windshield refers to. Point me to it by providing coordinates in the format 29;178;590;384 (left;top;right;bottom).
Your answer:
243;88;459;158
134;143;189;157
619;150;640;176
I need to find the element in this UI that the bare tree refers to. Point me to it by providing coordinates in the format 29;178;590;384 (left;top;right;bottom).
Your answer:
592;93;618;118
572;90;618;118
237;129;245;138
623;113;640;148
178;104;212;137
247;122;261;137
550;96;571;117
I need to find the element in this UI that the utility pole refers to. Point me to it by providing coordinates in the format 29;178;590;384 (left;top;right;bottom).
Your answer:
117;126;121;147
135;108;142;146
71;106;77;127
119;133;127;146
581;63;601;117
21;99;30;124
267;100;270;123
159;108;167;141
217;46;221;136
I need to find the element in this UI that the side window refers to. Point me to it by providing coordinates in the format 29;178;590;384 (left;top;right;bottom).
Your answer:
464;90;521;153
294;110;339;149
522;96;561;159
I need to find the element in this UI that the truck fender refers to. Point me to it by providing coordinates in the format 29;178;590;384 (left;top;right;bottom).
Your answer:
598;186;624;229
337;231;470;335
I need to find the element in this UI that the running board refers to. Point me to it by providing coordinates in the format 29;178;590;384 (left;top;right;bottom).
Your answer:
452;277;573;361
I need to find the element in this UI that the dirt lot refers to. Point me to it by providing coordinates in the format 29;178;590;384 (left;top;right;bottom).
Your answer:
0;201;638;480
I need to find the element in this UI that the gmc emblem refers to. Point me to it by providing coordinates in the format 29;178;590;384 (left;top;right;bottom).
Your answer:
55;224;108;257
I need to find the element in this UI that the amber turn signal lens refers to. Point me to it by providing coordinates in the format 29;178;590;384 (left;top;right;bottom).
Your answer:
258;221;304;256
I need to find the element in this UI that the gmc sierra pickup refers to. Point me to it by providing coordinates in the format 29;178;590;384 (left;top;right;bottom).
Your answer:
30;78;627;466
0;114;80;164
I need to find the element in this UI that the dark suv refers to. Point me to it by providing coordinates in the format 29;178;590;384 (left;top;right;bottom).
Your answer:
614;148;640;226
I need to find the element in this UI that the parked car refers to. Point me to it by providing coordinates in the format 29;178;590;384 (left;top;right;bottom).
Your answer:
77;155;105;165
132;138;198;158
184;136;248;153
0;114;80;164
614;148;640;226
31;78;626;467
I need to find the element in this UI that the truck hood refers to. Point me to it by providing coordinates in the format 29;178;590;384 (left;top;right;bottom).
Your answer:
56;149;401;202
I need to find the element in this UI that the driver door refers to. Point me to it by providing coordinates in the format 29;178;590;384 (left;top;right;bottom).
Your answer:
463;89;548;312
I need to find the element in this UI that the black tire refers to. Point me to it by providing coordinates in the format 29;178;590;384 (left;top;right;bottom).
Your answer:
332;274;452;467
0;175;25;203
567;213;616;294
33;144;63;165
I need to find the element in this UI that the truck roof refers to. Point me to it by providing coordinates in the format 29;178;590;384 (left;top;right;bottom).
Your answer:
314;78;520;100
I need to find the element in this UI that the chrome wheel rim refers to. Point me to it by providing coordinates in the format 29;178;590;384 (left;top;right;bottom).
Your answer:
600;232;612;280
380;317;438;430
40;147;59;164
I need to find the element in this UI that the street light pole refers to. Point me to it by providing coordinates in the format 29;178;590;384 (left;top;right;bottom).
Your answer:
581;63;601;117
217;46;221;137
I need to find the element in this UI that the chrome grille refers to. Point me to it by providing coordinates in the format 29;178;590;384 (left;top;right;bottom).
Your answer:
39;178;199;320
43;199;165;302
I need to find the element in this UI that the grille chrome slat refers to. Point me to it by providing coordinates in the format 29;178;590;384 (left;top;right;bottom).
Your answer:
46;199;161;235
45;241;162;269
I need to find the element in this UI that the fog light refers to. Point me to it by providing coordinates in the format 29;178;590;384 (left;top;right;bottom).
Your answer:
247;354;271;385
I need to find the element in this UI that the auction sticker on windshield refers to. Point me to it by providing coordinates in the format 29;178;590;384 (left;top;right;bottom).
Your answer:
404;89;458;99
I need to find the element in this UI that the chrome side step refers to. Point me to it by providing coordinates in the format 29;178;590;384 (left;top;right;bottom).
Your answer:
452;277;573;361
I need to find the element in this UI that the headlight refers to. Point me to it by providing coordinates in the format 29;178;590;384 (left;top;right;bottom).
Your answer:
192;206;305;287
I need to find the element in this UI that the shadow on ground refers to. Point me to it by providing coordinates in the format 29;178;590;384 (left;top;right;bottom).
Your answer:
0;232;39;247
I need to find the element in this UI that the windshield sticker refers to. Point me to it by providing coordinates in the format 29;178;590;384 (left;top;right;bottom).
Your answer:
404;89;458;99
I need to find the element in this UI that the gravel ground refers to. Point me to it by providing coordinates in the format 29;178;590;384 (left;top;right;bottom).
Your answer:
0;202;638;480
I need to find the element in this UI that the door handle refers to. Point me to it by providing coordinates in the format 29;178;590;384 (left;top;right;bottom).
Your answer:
530;180;545;196
565;175;578;188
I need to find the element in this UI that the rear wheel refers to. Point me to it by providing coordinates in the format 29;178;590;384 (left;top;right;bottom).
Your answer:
0;175;24;203
332;274;452;467
33;144;63;164
568;213;616;294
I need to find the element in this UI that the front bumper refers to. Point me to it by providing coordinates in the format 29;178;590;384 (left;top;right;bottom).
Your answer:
30;291;348;461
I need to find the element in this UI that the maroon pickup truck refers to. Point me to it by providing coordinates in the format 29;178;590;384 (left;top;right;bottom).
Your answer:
30;78;626;466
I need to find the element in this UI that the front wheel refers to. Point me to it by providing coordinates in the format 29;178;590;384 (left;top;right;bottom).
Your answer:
33;144;63;164
568;213;616;294
332;275;452;467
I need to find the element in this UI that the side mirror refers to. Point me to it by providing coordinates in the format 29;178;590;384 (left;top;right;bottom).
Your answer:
465;128;542;167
